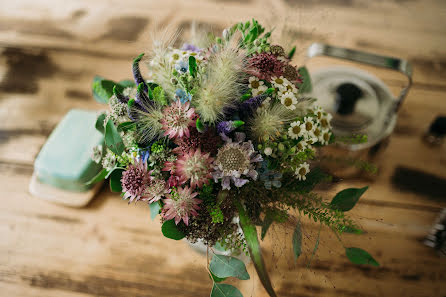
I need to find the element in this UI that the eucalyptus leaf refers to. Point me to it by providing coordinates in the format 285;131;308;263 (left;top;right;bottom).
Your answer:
297;67;312;94
211;283;243;297
118;80;135;88
92;79;116;104
95;113;106;134
109;169;123;192
149;202;161;220
104;120;125;155
161;219;185;240
330;186;368;212
345;247;380;267
210;271;227;283
261;215;273;241
86;168;108;186
209;255;250;280
292;222;302;261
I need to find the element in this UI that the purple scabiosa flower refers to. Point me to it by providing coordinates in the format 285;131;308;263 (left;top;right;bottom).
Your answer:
162;186;202;226
212;132;263;190
121;158;152;203
247;52;286;81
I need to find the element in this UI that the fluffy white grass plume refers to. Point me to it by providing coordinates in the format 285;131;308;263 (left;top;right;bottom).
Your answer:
132;101;164;144
193;35;246;123
145;28;181;99
248;102;296;142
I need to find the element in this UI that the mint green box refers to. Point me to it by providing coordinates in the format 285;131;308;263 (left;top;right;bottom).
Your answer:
34;109;104;192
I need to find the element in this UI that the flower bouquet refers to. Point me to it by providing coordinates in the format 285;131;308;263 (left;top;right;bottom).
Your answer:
89;19;379;297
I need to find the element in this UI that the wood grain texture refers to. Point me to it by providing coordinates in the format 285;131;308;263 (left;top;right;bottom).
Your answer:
0;0;445;296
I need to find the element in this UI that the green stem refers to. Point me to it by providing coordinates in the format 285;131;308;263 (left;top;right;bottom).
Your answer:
234;199;278;297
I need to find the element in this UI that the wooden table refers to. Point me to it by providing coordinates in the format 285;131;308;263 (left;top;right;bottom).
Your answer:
1;0;445;296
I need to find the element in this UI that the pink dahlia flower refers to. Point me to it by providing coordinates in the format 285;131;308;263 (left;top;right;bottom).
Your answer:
121;158;152;203
160;100;196;139
175;149;214;188
162;186;201;226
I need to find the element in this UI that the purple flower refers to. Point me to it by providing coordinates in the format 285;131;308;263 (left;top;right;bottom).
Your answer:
181;43;200;52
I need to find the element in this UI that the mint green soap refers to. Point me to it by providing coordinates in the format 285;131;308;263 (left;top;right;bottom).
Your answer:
34;109;104;192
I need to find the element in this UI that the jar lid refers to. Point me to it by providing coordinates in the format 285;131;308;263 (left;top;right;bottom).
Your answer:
310;66;397;150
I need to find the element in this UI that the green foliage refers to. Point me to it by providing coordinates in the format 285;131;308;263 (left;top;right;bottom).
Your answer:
292;222;302;260
345;247;380;267
240;91;252;102
117;121;135;132
200;182;224;224
330;186;368;212
232;19;271;55
196;117;205;133
105;120;125;155
210;271;227;283
307;224;321;268
189;56;198;78
109;168;124;192
211;283;243;297
92;78;116;104
261;208;288;240
209;255;250;280
149;202;161;220
235;200;278;297
86;168;108;185
152;86;167;105
95;113;106;134
117;79;135;88
288;46;296;60
161;219;186;240
297;67;312;94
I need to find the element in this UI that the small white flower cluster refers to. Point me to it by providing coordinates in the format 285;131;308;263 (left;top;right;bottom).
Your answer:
288;105;332;146
169;49;204;74
287;105;333;180
271;76;299;110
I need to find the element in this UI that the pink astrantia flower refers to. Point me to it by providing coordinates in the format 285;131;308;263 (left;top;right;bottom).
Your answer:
121;158;152;203
160;100;196;139
142;179;170;204
162;186;201;226
175;149;214;188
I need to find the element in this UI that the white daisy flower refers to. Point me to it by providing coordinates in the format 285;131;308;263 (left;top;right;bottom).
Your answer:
313;126;323;141
248;76;268;96
320;113;333;130
252;85;268;96
288;121;304;139
302;117;316;136
271;76;286;89
295;162;310;181
320;130;332;145
169;50;182;64
280;91;297;110
312;105;324;119
296;141;308;152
